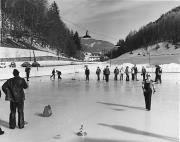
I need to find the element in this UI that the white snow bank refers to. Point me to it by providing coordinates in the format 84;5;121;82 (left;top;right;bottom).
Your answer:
0;47;57;58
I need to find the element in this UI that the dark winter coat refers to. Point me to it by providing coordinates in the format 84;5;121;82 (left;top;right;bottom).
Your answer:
134;67;138;74
85;69;90;75
25;67;31;73
104;68;110;75
96;69;101;75
2;76;28;102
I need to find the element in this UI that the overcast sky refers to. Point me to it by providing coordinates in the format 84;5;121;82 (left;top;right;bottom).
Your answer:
49;0;180;44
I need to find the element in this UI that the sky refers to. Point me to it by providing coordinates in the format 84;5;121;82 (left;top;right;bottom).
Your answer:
49;0;180;44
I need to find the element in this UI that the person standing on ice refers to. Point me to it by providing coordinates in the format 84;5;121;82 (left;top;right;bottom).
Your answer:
141;66;146;81
56;70;62;80
125;66;130;81
154;65;159;83
85;66;90;81
50;68;55;80
96;67;101;81
25;65;31;81
114;67;119;81
142;74;155;111
119;66;124;81
131;66;135;81
157;66;162;84
104;66;110;82
2;69;28;129
134;64;138;81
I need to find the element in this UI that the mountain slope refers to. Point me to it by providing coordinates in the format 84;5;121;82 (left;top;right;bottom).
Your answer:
81;38;116;53
112;42;180;65
114;6;180;59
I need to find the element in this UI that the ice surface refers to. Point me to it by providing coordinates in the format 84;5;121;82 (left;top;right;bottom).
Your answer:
0;71;179;142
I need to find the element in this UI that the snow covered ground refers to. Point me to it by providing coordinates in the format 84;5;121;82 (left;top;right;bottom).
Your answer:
0;47;58;58
112;42;180;65
0;71;179;142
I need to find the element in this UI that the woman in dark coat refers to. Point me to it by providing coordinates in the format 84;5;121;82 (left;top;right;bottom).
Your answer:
142;74;156;111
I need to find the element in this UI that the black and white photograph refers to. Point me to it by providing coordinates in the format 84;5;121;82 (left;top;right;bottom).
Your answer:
0;0;180;142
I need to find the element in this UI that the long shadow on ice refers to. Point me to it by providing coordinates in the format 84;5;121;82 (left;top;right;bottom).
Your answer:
97;102;145;111
0;119;9;128
35;113;44;117
83;138;141;142
98;123;179;142
112;108;124;111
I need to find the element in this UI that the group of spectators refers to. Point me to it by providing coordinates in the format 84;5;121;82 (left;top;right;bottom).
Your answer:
85;64;162;84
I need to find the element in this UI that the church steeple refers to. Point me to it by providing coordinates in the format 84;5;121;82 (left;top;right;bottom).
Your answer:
83;30;91;38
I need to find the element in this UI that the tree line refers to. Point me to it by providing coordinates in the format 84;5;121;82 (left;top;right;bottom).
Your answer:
1;0;82;58
109;6;180;59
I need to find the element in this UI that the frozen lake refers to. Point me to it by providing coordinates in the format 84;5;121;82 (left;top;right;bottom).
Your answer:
0;72;179;142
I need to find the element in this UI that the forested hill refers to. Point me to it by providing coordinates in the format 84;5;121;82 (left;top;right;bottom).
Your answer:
113;6;180;58
1;0;82;59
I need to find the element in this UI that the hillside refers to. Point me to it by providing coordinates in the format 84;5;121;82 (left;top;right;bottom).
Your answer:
81;38;116;53
114;6;180;58
112;42;180;65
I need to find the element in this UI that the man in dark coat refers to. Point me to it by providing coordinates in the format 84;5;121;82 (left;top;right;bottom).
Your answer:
50;68;55;80
85;66;90;81
104;66;110;82
56;70;62;80
96;67;101;81
114;67;119;81
25;65;31;81
155;65;159;83
2;69;28;129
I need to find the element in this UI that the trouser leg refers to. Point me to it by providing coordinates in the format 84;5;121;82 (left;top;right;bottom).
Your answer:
147;94;151;110
155;75;158;82
159;75;162;84
17;102;24;128
97;75;100;81
9;102;16;129
143;74;145;81
114;75;117;80
105;75;109;82
132;74;134;80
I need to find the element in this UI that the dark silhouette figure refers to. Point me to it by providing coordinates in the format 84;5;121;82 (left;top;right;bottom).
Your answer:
125;66;129;81
2;69;28;129
56;70;62;80
50;68;55;80
155;65;159;82
85;66;90;81
0;127;4;135
131;67;134;81
158;66;162;84
96;67;101;81
114;67;119;81
155;65;162;84
141;66;146;81
25;66;31;81
104;66;110;82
